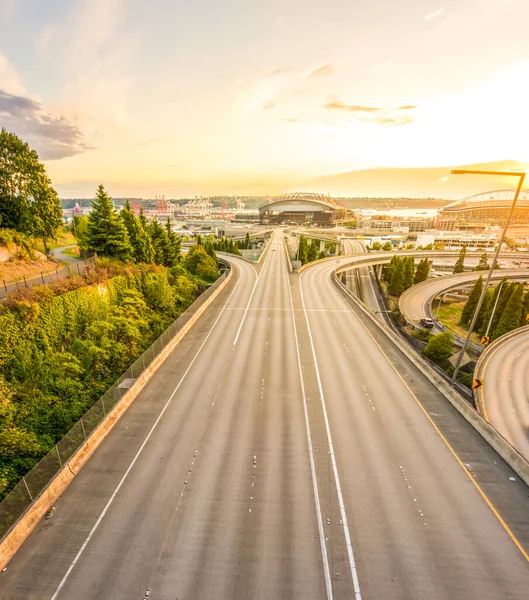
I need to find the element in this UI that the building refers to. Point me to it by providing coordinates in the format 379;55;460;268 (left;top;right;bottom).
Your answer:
436;189;529;231
259;193;346;225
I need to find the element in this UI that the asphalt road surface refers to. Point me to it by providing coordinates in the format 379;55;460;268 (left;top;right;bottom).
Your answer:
477;326;529;461
2;230;529;599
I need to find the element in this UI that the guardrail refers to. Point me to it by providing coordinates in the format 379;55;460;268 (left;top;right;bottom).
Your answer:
0;270;231;548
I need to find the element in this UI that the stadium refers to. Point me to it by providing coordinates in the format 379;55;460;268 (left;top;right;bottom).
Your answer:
259;193;347;225
437;189;529;231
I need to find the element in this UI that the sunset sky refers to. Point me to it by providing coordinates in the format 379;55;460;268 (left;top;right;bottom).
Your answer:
1;0;528;197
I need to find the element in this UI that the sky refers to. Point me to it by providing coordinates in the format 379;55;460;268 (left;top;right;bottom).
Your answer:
1;0;529;197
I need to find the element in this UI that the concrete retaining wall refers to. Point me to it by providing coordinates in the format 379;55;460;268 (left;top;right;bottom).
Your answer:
331;271;529;489
0;268;233;570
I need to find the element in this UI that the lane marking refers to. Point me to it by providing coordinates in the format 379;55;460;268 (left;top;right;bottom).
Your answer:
343;292;529;565
232;234;275;346
285;241;333;600
299;271;363;600
50;263;249;600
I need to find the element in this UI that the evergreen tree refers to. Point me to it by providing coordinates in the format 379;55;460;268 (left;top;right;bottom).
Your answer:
121;201;155;264
474;252;490;271
149;218;168;265
489;282;515;335
383;255;398;283
205;241;218;264
403;257;415;291
453;245;467;273
318;250;326;260
388;258;404;296
86;185;131;260
480;276;508;335
307;239;319;263
382;241;393;251
493;283;524;340
520;291;529;327
414;258;430;284
233;240;241;256
475;288;492;331
196;234;203;246
298;235;308;264
460;276;483;326
163;219;181;267
245;232;251;249
138;206;148;229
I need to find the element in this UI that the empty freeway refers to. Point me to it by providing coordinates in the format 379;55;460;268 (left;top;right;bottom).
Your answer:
1;230;529;599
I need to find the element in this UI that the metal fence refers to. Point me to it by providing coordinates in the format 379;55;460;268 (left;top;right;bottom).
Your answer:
0;257;97;300
0;271;228;541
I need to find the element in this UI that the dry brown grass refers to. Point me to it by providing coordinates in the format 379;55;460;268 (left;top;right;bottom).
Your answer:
0;259;57;285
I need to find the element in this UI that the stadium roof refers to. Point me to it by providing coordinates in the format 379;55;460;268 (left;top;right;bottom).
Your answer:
443;189;529;211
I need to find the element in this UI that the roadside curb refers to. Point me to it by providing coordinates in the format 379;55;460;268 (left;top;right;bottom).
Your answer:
330;269;529;488
0;268;234;570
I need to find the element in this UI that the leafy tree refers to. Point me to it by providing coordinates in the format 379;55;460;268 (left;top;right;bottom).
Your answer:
403;257;415;291
414;258;430;284
121;201;155;264
493;283;524;340
164;219;181;267
460;276;483;326
184;245;218;282
388;258;404;296
474;252;490;271
72;215;90;255
318;250;326;260
433;241;446;250
382;241;392;251
371;241;382;251
422;331;454;368
86;185;131;260
453;245;466;273
0;128;62;251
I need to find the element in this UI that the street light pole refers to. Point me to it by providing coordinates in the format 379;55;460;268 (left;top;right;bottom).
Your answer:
450;169;526;384
483;279;507;338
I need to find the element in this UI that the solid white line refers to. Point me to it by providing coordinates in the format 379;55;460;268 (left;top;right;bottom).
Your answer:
50;263;246;600
284;241;333;600
233;233;274;346
299;270;363;600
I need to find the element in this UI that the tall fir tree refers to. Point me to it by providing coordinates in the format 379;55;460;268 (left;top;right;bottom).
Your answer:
121;201;155;264
474;252;490;271
520;291;529;327
414;258;430;284
475;288;492;331
388;258;404;296
244;232;251;249
403;257;415;291
163;219;181;267
149;218;168;265
298;235;308;264
489;282;515;335
479;276;509;335
205;241;218;264
453;245;467;274
460;276;483;326
493;283;524;340
307;239;319;263
86;185;131;260
383;255;398;283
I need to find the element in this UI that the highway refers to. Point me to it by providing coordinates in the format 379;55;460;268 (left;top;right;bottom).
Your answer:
1;229;529;599
399;269;529;327
475;326;529;462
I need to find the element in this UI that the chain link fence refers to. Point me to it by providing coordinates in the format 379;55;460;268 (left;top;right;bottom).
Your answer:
0;271;228;541
1;257;97;300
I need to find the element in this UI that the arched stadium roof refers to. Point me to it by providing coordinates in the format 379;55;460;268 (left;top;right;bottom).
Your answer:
443;189;529;212
259;192;345;213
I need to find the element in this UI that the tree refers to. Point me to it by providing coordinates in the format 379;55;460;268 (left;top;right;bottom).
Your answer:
403;257;415;291
489;282;515;335
414;258;430;284
0;128;62;250
72;215;90;256
423;331;454;368
520;291;529;327
149;218;168;265
382;241;392;251
244;233;251;249
121;201;155;264
388;258;404;296
163;219;181;267
86;185;131;260
205;241;218;265
184;245;218;282
383;255;398;283
479;276;508;335
460;276;483;326
475;288;492;331
493;283;524;340
474;252;490;271
371;241;382;251
453;245;466;274
307;239;319;263
298;235;308;264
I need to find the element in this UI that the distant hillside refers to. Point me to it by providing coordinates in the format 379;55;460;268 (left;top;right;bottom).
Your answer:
298;160;529;200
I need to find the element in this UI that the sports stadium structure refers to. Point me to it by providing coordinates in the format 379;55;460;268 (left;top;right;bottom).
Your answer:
436;189;529;231
259;193;347;225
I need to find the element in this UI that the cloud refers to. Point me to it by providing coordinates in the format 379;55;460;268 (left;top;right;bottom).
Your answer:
425;7;445;21
324;101;381;112
0;89;92;159
323;99;416;126
307;63;337;78
0;52;25;95
266;67;294;77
